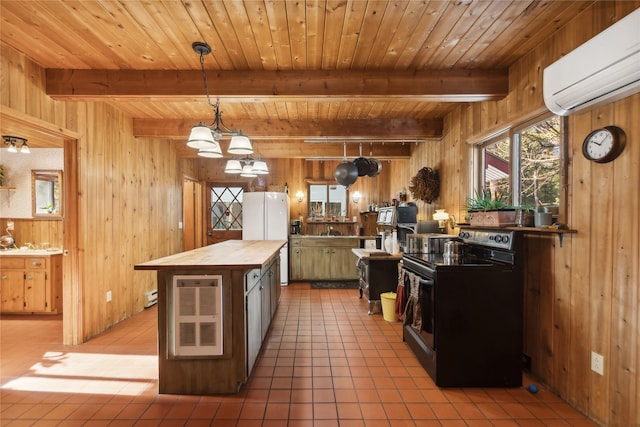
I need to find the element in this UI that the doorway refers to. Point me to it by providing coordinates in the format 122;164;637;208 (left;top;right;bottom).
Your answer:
0;106;81;345
205;182;247;245
182;177;204;251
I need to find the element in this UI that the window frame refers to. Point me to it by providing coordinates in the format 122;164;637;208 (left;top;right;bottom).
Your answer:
472;113;568;219
306;181;349;219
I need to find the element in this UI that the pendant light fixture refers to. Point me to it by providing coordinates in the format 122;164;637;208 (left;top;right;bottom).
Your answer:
224;157;269;176
224;159;243;174
188;41;254;156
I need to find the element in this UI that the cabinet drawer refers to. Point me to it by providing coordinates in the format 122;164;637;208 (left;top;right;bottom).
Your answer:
1;257;26;269
26;258;47;269
245;268;261;292
289;238;302;247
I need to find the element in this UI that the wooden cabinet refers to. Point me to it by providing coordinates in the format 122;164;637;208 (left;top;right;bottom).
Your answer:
260;272;271;340
269;258;280;318
300;247;332;280
246;272;262;374
0;254;62;314
289;237;359;281
360;211;379;237
245;257;280;376
330;247;359;279
289;239;302;280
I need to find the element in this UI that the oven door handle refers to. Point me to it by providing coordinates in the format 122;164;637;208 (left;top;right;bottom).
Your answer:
418;277;434;286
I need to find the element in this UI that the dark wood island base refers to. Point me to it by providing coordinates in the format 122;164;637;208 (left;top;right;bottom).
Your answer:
135;240;285;395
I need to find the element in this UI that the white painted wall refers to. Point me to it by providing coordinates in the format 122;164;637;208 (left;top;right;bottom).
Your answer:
0;148;64;219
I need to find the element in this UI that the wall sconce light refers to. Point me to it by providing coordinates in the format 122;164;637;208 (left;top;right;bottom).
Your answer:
351;191;362;204
295;190;305;203
3;136;30;154
433;209;450;233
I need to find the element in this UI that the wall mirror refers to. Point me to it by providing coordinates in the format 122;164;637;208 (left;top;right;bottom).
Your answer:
32;169;63;218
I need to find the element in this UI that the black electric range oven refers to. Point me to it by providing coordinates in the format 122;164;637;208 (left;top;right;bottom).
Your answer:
400;228;524;387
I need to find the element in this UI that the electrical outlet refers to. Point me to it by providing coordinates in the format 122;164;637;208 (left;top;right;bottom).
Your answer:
591;351;604;375
106;290;112;303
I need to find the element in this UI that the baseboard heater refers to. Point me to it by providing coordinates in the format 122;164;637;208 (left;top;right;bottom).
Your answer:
144;289;158;308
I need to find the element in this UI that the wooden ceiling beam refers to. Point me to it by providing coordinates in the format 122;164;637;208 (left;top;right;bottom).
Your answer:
134;118;443;140
174;140;414;159
46;69;508;102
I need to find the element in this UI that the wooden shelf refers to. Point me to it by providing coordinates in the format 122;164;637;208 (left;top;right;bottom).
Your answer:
0;186;16;190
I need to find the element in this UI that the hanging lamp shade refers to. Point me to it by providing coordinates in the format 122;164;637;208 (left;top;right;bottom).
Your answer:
224;159;242;174
252;159;269;175
227;132;253;155
7;142;18;153
197;142;223;158
187;124;216;149
20;142;30;154
240;164;257;178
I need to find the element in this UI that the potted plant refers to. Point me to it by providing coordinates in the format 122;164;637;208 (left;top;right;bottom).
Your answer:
464;189;516;227
0;164;4;186
514;204;535;227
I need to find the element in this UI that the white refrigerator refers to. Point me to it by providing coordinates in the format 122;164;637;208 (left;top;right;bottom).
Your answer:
242;192;290;285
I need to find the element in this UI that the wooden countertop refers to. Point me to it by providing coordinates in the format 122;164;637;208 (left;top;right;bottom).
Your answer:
351;248;403;261
134;240;286;271
290;235;375;240
0;249;63;256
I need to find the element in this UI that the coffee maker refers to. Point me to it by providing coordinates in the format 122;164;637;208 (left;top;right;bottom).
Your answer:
291;220;301;235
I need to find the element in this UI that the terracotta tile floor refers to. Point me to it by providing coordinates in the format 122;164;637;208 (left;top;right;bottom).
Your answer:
1;283;597;426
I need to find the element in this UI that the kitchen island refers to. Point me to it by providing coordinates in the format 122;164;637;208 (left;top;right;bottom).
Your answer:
134;239;285;395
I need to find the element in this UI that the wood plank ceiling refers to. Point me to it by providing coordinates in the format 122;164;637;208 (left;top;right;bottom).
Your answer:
0;0;594;158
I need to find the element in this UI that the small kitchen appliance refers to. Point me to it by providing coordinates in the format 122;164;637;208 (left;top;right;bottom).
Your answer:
290;220;301;235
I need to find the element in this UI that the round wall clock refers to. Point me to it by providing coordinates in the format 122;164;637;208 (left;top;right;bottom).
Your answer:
582;125;626;163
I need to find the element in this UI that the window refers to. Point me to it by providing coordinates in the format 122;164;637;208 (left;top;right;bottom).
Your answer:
209;186;244;230
309;183;347;219
478;115;563;209
515;116;562;208
481;136;511;201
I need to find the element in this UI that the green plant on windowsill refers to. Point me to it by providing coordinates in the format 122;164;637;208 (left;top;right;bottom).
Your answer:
464;190;517;227
464;189;513;211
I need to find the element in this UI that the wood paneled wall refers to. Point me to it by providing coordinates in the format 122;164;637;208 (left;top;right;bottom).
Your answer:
413;3;639;426
196;157;409;225
0;218;62;248
73;102;187;340
1;44;196;341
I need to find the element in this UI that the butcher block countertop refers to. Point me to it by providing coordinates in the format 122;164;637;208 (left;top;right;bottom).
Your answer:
134;240;286;271
351;248;403;261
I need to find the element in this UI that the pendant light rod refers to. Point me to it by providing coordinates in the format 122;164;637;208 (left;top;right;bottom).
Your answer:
188;41;253;155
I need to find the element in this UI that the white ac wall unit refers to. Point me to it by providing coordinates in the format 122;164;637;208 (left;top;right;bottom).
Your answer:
543;8;640;116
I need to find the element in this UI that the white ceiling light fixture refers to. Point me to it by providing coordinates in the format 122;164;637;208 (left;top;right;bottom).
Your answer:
225;157;268;177
196;142;223;158
188;41;253;156
251;159;269;175
224;159;243;174
3;136;29;154
240;164;257;178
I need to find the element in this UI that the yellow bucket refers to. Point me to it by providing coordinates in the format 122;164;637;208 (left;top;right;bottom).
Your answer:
380;292;398;322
